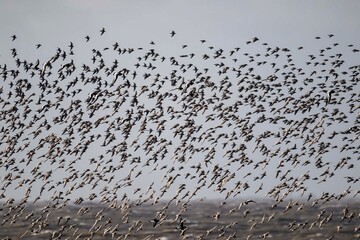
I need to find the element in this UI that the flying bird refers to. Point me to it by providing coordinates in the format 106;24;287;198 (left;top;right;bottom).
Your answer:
100;27;106;35
0;29;358;240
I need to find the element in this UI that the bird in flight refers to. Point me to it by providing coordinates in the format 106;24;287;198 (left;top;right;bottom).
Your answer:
0;30;359;240
100;27;106;35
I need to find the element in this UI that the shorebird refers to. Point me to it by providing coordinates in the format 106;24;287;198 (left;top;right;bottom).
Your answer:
0;30;358;240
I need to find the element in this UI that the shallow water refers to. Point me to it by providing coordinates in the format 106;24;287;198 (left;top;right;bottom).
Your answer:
1;200;359;239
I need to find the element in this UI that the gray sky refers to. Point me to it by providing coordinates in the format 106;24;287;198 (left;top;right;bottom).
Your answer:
0;0;359;203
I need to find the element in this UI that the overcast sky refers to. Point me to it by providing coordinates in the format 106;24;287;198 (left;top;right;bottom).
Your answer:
1;0;360;49
0;1;359;202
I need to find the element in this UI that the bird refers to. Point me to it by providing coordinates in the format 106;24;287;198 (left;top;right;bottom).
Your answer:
0;29;358;240
100;27;106;35
176;218;188;236
149;218;159;228
326;89;334;105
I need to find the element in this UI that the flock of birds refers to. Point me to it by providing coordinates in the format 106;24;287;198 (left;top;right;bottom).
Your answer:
0;28;359;239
